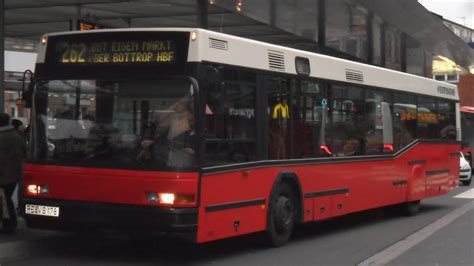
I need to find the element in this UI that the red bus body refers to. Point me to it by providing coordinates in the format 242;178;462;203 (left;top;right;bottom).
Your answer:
23;142;458;243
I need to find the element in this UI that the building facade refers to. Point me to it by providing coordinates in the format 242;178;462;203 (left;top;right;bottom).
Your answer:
432;17;474;107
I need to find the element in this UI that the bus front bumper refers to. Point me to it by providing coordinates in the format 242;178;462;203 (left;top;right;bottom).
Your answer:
21;198;198;238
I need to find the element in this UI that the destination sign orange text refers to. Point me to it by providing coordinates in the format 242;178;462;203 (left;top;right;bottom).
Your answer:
57;40;176;64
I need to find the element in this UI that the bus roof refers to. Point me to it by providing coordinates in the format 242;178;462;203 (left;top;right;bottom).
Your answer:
37;28;458;101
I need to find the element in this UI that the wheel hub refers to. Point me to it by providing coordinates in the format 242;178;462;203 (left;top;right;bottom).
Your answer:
274;196;294;233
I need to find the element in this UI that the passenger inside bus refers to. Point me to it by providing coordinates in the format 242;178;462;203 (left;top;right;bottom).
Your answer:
155;98;196;168
84;116;120;159
343;126;363;156
137;121;156;161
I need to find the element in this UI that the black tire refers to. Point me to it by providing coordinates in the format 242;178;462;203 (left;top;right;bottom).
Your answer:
401;200;420;216
462;178;471;186
267;182;296;247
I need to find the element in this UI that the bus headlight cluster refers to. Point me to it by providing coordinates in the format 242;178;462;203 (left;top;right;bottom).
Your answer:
27;184;49;195
147;192;194;205
147;192;175;204
159;193;175;205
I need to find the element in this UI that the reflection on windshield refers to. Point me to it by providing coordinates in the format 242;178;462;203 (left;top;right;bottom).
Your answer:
33;79;196;171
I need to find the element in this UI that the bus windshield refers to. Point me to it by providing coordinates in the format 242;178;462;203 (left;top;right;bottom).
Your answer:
32;78;197;171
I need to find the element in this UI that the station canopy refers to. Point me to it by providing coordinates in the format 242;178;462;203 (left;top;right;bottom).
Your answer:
4;0;474;70
5;0;313;47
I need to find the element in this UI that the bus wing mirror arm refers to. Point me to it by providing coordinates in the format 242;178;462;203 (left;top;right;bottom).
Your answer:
22;69;35;108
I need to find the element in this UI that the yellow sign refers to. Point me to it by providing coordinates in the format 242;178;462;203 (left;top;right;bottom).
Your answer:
77;20;107;31
15;99;25;106
400;112;439;124
272;102;289;119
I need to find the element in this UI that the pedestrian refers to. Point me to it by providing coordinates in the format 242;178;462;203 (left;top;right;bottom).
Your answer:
11;118;27;214
11;119;25;135
0;113;26;234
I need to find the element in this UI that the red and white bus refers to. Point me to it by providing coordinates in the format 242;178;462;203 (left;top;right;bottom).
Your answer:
22;28;460;246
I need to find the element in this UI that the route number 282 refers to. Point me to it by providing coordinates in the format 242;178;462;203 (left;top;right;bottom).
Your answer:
61;43;87;63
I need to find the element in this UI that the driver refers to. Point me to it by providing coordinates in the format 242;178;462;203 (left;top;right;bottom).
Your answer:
158;99;195;168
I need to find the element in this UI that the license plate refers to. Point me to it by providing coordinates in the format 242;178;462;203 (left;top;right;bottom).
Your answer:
25;204;60;217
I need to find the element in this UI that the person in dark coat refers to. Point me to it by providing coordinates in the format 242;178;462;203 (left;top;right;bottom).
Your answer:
11;118;27;214
0;113;26;233
11;119;24;133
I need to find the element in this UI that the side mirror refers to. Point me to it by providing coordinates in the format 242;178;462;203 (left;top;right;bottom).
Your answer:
201;65;222;91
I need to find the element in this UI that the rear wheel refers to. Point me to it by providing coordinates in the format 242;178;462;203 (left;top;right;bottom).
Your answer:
401;200;420;216
267;183;296;247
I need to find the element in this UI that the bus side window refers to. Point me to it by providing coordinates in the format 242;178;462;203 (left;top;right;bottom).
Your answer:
267;76;290;160
291;80;328;158
393;93;417;151
327;85;365;157
365;89;393;155
203;66;257;166
417;96;438;140
437;100;456;140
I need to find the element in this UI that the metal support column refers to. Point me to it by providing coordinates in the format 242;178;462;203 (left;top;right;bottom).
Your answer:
317;0;326;47
197;0;208;29
270;0;276;27
401;32;407;73
380;23;386;67
0;0;5;112
367;12;374;64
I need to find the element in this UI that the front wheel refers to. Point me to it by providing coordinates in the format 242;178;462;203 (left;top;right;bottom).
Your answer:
267;183;295;247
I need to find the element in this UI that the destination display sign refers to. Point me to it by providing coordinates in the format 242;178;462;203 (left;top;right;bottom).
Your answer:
49;32;189;66
77;20;108;31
